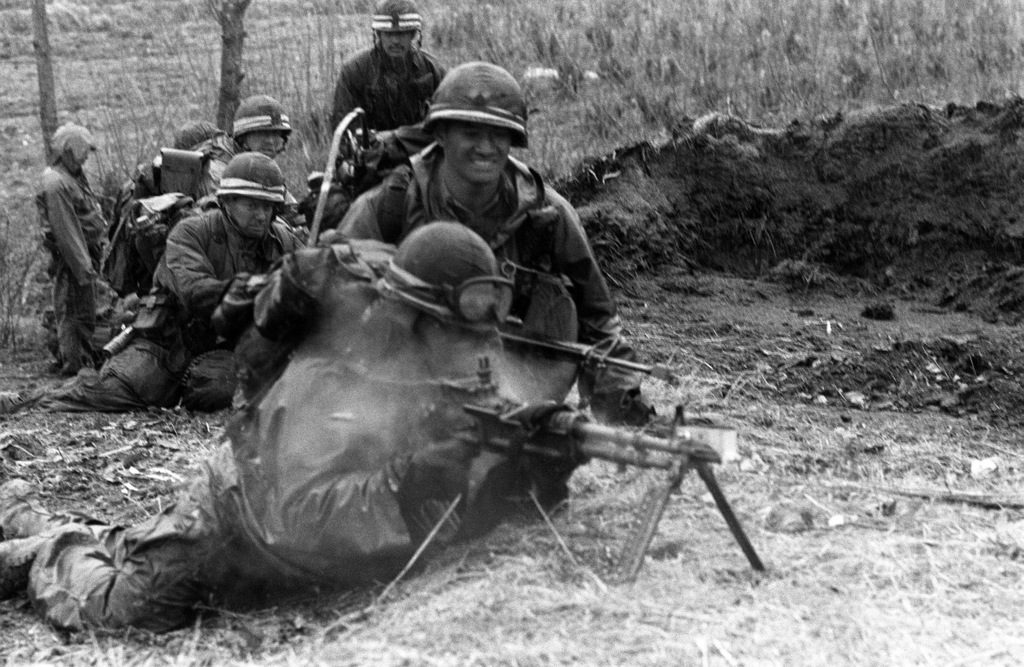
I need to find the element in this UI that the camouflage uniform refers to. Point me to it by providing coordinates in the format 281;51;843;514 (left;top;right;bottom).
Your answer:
35;124;107;375
4;224;567;632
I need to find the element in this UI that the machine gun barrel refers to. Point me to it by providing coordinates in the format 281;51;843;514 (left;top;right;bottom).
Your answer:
498;332;678;384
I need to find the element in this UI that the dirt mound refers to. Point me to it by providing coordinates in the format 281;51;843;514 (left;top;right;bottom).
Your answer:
564;99;1024;294
774;332;1024;426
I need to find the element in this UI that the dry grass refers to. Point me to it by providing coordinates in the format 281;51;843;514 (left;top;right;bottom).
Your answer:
3;1;1024;663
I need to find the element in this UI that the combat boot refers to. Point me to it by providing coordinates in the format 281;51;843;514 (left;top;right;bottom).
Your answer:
0;391;26;414
0;478;52;540
0;535;47;599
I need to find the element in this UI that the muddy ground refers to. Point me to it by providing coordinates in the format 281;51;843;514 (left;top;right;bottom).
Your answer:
3;104;1024;663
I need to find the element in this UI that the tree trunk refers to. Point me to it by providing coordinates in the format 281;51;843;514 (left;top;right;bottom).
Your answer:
32;0;59;161
209;0;253;132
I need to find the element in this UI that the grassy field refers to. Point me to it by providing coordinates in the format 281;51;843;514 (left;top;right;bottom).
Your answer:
2;1;1024;664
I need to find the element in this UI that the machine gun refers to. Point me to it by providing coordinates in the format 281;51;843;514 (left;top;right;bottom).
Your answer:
464;401;765;581
499;331;678;385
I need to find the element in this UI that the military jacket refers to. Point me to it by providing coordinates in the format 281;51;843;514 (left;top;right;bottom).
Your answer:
340;144;624;346
221;243;528;584
331;46;446;132
153;208;304;336
36;163;107;285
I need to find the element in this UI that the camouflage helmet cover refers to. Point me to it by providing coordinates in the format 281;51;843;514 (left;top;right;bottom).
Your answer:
217;152;287;203
232;95;292;139
395;222;497;288
424;62;528;148
372;0;422;32
382;222;511;327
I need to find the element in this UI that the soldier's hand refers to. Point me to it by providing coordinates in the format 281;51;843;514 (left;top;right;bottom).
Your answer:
391;440;474;543
506;401;573;433
590;387;656;427
212;272;256;341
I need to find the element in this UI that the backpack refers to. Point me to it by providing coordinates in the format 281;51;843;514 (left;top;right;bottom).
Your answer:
104;191;195;297
104;137;234;297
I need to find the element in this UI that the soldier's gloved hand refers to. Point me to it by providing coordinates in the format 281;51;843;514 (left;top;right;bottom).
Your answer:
507;400;571;433
391;440;474;544
506;402;589;469
591;387;656;427
212;272;255;341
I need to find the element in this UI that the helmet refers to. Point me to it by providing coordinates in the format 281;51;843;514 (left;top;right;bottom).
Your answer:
423;62;528;148
51;123;96;167
216;152;286;203
381;222;513;326
372;0;422;32
173;120;222;150
232;95;292;140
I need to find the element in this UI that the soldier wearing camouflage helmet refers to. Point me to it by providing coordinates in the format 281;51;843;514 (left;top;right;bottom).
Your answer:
152;152;304;409
340;61;655;425
230;94;306;228
330;0;446;132
232;94;292;159
0;222;582;631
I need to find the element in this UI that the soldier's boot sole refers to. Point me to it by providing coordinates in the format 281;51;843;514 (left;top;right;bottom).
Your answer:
0;535;47;600
0;478;52;541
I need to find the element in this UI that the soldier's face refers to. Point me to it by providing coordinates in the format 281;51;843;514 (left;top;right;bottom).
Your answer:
435;121;512;189
223;196;276;238
378;30;415;58
240;131;286;159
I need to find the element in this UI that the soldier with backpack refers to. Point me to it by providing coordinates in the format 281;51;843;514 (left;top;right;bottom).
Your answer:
0;223;583;632
3;153;304;416
339;62;655;426
106;95;303;301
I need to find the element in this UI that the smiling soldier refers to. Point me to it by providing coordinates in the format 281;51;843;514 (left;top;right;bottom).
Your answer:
339;61;655;426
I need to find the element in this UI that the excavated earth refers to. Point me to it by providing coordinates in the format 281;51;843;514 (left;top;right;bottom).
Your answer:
567;98;1024;427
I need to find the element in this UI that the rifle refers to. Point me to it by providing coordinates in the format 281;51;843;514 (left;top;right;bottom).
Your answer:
464;402;765;581
498;331;678;385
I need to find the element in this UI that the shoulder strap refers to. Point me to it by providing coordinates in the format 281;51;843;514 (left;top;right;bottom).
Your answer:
376;164;413;243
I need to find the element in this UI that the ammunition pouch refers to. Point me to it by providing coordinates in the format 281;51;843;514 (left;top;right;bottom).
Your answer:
509;264;578;343
131;293;176;336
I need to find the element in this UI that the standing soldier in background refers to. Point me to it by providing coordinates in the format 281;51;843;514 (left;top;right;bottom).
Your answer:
331;0;446;133
36;123;108;376
339;62;655;426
